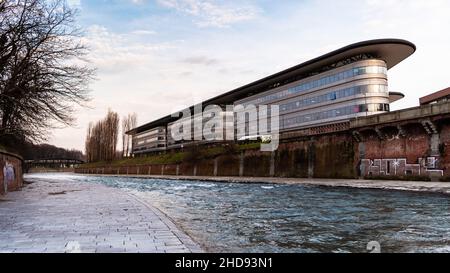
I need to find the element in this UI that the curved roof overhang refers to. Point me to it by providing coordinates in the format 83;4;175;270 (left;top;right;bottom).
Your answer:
389;92;406;103
128;39;416;135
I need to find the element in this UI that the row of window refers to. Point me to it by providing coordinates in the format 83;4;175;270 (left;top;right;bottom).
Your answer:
242;65;387;106
135;136;166;146
133;144;166;152
283;103;390;128
167;111;222;129
280;84;388;113
168;122;234;135
135;128;166;139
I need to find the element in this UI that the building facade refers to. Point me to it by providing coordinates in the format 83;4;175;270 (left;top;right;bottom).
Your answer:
166;110;234;150
235;59;391;134
132;126;167;154
420;87;450;105
127;39;416;155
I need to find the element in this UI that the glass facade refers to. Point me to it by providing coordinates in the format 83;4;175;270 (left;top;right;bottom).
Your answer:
166;111;232;147
233;60;391;132
132;126;167;152
283;103;390;129
134;127;165;139
132;58;394;154
280;84;388;113
241;65;387;106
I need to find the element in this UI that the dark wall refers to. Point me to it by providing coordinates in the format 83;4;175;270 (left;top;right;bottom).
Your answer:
0;150;23;195
76;121;450;180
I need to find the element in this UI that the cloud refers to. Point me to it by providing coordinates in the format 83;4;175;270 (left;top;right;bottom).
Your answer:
53;24;232;149
358;0;450;110
363;0;450;33
48;0;450;151
67;0;81;7
131;29;157;35
130;0;147;4
83;25;175;74
157;0;261;27
181;56;218;65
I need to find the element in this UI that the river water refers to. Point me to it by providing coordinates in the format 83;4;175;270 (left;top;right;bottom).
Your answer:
26;173;450;253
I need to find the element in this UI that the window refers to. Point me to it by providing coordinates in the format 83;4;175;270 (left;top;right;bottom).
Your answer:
242;65;387;106
279;84;388;114
331;92;337;100
282;102;391;129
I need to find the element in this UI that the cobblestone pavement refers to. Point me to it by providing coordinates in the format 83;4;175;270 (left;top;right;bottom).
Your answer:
0;177;203;253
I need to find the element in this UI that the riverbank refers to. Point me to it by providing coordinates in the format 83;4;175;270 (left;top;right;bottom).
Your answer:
0;175;202;253
27;167;75;173
33;172;450;253
76;174;450;195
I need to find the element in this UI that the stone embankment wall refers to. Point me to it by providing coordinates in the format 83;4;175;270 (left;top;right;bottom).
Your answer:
75;132;357;179
76;102;450;181
27;168;75;173
0;150;24;195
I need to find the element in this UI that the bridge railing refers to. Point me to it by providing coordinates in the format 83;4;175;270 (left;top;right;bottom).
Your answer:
24;158;85;173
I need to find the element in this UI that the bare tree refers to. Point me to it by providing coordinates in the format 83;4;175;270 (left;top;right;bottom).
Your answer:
0;0;94;143
121;113;137;158
85;122;93;162
106;110;120;161
85;110;120;162
121;116;129;158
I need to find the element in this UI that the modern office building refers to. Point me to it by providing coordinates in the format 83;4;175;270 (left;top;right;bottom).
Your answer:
166;110;234;150
132;126;167;154
127;39;416;155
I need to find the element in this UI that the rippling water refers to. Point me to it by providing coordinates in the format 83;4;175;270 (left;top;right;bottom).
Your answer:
26;173;450;253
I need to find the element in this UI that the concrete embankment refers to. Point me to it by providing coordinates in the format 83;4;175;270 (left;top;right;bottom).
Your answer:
78;174;450;195
27;168;75;173
77;102;450;182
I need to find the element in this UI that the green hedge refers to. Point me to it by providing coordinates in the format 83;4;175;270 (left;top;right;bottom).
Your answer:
80;142;261;169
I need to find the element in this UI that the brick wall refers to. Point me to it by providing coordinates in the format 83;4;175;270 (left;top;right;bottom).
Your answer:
360;125;430;163
0;150;24;195
75;121;450;181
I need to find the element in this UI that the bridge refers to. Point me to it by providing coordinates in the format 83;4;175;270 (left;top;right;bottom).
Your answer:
24;158;85;172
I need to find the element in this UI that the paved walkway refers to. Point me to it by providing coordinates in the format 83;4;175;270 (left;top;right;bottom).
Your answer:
0;178;202;253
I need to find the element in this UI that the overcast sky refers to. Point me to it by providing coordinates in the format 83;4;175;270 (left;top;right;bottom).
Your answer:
53;0;450;151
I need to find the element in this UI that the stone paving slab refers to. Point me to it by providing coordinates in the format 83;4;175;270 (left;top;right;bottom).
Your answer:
0;178;203;253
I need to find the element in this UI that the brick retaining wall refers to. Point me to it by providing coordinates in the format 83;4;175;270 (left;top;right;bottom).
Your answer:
75;120;450;181
76;102;450;181
0;150;24;195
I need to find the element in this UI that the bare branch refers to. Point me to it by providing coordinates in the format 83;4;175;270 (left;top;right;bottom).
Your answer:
0;0;95;143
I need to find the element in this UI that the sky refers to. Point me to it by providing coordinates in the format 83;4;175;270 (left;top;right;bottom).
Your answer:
51;0;450;151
